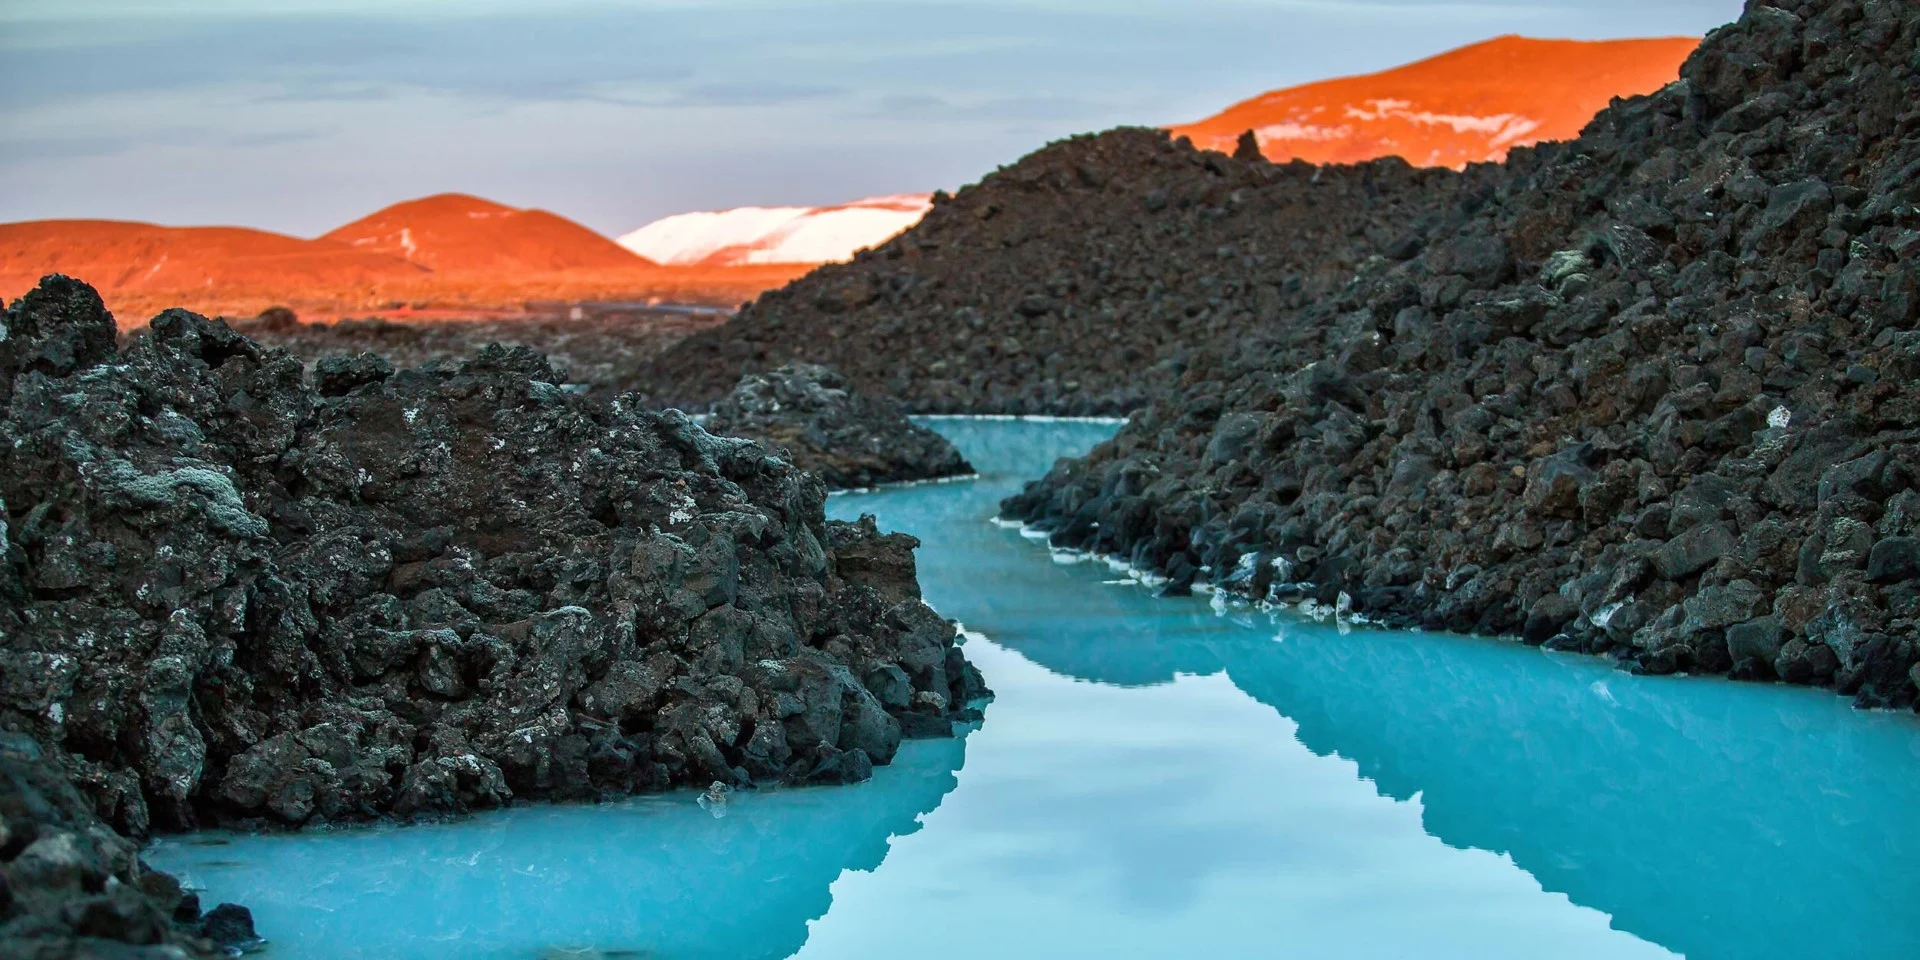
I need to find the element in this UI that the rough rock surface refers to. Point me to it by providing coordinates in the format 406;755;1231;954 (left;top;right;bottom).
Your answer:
1;275;989;848
1002;0;1920;708
1;733;258;958
707;363;973;490
644;130;1466;415
225;304;730;405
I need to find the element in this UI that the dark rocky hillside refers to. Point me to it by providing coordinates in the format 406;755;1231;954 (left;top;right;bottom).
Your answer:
709;363;974;490
644;129;1468;415
1;276;987;844
1002;0;1920;707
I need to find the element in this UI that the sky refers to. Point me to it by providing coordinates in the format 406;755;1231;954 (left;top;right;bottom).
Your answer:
0;0;1745;238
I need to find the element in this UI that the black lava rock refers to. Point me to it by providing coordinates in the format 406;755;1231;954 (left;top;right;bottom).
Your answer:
643;129;1467;416
1867;537;1920;584
706;363;974;490
199;902;263;952
0;732;232;957
1;275;990;835
990;1;1920;710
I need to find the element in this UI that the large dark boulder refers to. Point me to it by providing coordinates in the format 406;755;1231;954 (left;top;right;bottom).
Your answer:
706;363;974;490
1867;537;1920;584
0;275;116;406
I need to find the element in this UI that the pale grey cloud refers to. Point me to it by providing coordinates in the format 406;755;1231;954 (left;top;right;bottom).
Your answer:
666;82;848;108
0;126;328;162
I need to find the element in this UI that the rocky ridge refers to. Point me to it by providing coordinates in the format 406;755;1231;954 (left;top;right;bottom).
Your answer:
643;129;1468;415
999;0;1920;707
1;275;986;834
707;363;974;491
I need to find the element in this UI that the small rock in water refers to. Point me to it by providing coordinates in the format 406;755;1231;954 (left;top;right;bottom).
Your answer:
201;902;267;954
697;781;732;818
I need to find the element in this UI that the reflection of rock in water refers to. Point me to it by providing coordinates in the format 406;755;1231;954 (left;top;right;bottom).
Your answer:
992;603;1920;960
539;947;655;960
148;735;972;960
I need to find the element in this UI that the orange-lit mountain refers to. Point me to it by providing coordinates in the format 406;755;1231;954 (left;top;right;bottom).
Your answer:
1169;35;1697;168
323;193;653;275
0;199;807;323
0;220;432;320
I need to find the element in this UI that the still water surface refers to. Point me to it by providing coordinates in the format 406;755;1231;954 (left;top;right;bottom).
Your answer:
149;419;1920;959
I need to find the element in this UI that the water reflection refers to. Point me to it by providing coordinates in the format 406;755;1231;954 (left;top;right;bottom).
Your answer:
829;418;1920;960
149;735;969;959
994;600;1920;959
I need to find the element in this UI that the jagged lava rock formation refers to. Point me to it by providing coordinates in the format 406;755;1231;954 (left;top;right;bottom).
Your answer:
2;733;260;958
228;303;730;405
1;276;988;845
1002;1;1920;707
707;364;974;491
1170;35;1698;169
645;131;1468;414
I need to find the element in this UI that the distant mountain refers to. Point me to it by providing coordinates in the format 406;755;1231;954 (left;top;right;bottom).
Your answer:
0;219;426;314
323;193;657;274
1169;35;1697;168
619;194;933;268
0;198;802;323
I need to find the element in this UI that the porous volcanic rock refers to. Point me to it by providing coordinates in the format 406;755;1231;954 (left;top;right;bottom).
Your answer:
644;129;1467;415
1;733;259;958
1002;1;1920;708
0;276;989;848
707;363;974;490
224;303;730;404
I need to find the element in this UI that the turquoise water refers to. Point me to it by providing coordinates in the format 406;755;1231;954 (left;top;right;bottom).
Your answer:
148;419;1920;959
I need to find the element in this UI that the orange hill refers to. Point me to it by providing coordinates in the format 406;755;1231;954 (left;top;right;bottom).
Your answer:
0;200;806;324
1170;35;1697;168
0;219;424;298
322;193;655;275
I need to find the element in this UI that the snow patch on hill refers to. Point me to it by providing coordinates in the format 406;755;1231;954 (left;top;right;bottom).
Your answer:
620;194;932;267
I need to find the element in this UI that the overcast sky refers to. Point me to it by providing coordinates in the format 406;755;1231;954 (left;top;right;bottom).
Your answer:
0;0;1743;237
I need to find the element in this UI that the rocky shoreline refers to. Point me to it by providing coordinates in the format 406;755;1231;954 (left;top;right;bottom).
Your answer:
1001;1;1920;708
1;277;987;954
708;363;975;491
3;733;260;958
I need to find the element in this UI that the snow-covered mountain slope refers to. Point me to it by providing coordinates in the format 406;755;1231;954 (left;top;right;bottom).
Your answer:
619;194;932;267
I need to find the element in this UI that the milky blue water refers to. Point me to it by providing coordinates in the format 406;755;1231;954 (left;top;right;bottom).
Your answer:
148;419;1920;959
